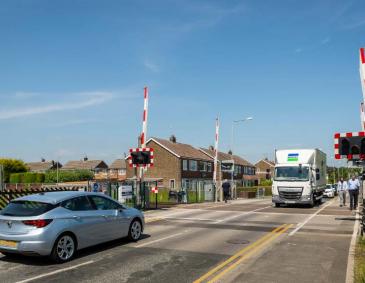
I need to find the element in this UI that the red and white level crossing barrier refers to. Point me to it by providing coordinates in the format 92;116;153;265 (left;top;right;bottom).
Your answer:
360;48;365;101
334;131;365;160
361;102;365;131
213;117;219;185
141;87;149;147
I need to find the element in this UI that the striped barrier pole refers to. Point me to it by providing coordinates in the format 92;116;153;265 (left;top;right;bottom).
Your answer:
213;117;220;202
360;48;365;130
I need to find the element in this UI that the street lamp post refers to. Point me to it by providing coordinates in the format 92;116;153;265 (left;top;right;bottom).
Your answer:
230;117;253;198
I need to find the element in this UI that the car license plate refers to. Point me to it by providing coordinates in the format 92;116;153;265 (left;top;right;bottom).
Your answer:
0;240;18;248
285;200;296;204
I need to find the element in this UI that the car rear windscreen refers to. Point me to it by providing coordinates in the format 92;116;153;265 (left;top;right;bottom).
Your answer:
0;201;56;216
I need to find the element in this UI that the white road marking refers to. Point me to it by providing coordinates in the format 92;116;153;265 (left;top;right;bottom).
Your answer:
345;208;360;283
164;217;216;222
15;260;94;283
289;200;335;236
135;232;184;248
215;206;272;223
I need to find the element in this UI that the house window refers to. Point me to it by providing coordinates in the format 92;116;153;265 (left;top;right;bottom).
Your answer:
189;160;198;171
207;163;212;172
198;161;207;172
170;179;175;189
183;160;188;171
182;179;190;189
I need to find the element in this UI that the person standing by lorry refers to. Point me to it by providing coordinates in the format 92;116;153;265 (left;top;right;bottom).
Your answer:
337;177;348;207
348;175;360;211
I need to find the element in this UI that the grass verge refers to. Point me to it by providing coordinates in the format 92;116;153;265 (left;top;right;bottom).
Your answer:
355;237;365;283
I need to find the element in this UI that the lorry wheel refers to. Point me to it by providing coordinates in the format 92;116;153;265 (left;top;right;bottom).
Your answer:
274;203;280;208
310;195;315;208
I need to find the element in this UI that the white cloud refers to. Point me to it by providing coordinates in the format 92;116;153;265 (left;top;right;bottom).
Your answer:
144;60;160;73
342;18;365;30
53;119;96;127
0;91;113;120
14;91;39;99
321;37;331;45
295;48;303;53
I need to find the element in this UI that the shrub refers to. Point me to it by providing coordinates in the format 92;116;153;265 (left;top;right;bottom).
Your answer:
44;170;94;183
9;172;45;184
0;158;28;182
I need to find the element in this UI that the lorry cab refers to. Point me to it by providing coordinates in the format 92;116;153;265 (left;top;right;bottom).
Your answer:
272;149;326;207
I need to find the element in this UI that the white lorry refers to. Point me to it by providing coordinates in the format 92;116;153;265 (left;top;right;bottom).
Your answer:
272;149;327;207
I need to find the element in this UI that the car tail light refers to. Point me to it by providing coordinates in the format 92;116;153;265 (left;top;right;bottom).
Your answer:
22;219;53;228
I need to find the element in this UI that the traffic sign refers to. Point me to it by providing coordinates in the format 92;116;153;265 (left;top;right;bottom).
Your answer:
151;186;158;194
334;132;365;160
129;147;154;168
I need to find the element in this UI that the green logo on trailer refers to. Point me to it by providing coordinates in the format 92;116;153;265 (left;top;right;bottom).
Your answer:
288;153;299;162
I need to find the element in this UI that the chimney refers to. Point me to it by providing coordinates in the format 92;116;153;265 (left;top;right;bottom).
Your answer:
41;158;45;162
228;150;233;155
169;135;177;143
51;160;55;165
83;156;88;162
209;145;214;151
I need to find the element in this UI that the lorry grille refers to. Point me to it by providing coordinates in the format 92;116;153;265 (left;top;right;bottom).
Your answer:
278;187;303;200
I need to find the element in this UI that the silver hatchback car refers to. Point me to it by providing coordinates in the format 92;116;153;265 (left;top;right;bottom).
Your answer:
0;191;144;263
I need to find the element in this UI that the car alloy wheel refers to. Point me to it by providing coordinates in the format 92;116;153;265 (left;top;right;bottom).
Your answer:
56;235;75;261
129;220;142;241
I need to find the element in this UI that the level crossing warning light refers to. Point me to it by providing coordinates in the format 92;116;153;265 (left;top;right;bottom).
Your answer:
334;132;365;160
128;148;154;167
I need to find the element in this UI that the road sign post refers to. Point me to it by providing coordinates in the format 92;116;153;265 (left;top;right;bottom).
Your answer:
151;186;158;209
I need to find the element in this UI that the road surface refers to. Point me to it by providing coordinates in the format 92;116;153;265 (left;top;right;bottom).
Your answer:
0;197;356;283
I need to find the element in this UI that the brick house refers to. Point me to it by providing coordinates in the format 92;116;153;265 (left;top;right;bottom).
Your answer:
108;159;127;181
255;158;275;181
26;159;62;173
200;148;258;187
126;137;214;191
62;157;108;179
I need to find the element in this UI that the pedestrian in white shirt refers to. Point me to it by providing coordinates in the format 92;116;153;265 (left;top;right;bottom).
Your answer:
347;175;360;211
337;178;348;207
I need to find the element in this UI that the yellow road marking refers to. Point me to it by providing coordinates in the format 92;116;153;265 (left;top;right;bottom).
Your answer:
193;224;288;283
207;224;293;283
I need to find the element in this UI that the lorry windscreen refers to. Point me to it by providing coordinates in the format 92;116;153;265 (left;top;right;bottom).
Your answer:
275;166;309;181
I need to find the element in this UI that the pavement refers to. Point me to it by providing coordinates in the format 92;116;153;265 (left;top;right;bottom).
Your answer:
0;197;358;283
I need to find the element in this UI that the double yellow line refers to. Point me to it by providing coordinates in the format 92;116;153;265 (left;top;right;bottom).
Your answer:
193;223;293;283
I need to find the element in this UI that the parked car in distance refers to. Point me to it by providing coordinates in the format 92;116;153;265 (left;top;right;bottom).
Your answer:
332;183;338;196
0;191;144;263
324;184;335;198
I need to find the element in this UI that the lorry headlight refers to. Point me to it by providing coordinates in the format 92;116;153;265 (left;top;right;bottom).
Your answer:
301;195;311;200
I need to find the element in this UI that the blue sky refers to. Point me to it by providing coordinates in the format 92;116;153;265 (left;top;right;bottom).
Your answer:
1;0;365;165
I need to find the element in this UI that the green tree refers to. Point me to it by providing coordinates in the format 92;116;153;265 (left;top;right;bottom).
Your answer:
0;158;28;182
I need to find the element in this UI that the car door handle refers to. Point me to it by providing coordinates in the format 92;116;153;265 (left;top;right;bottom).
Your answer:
73;216;81;220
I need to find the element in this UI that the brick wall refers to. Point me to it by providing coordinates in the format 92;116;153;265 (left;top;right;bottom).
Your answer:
126;140;181;189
